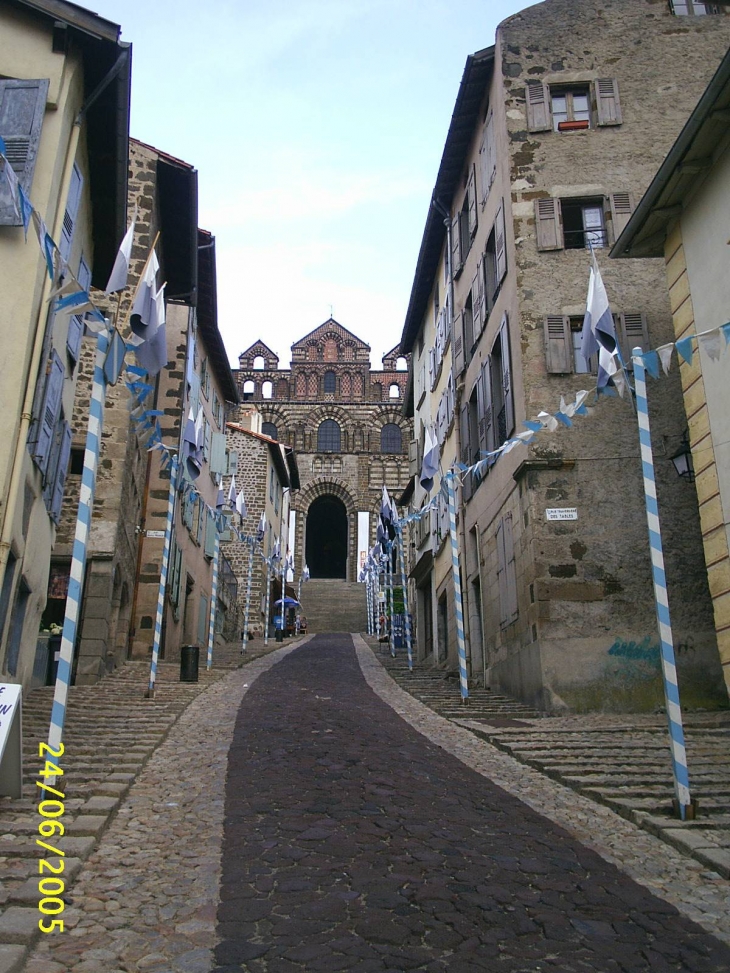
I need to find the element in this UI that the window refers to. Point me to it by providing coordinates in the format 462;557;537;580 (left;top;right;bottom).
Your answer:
479;109;496;204
5;577;30;676
381;424;402;454
496;514;518;627
451;165;478;277
389;384;400;399
396;356;408;371
242;380;254;400
262;380;273;399
571;319;594;374
262;422;278;439
670;0;727;12
551;86;591;131
317;419;341;452
0;78;49;226
535;194;633;251
543;313;648;374
323;370;336;393
269;465;275;502
526;78;621;133
253;356;265;369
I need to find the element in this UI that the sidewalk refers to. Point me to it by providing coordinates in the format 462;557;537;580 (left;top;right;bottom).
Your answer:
0;636;302;973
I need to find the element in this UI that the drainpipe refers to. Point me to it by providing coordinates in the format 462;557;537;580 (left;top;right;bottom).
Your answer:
0;115;81;596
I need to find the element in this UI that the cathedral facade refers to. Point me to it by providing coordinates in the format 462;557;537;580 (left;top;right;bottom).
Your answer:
233;319;413;581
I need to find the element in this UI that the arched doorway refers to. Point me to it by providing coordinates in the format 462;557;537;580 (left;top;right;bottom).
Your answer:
306;495;348;578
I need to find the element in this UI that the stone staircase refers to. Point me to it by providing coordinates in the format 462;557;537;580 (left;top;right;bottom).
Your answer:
299;579;368;633
378;653;542;723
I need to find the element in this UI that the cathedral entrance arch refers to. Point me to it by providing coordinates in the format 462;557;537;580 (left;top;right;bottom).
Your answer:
306;495;347;579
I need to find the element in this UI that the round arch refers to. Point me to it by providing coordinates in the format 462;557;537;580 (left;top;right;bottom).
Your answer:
305;495;348;578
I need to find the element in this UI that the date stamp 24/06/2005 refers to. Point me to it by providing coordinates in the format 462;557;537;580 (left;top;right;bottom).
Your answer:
36;741;66;933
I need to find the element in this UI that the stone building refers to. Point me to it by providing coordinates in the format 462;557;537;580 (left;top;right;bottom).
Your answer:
613;46;730;698
0;0;130;690
233;319;412;581
221;412;300;639
399;0;730;711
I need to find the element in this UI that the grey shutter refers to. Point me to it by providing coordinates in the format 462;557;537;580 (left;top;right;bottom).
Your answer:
500;313;515;438
0;78;49;225
467;165;478;238
59;164;83;262
226;449;238;475
544;316;573;373
452;312;464;377
503;513;518;623
480;110;496;202
50;421;72;523
618;312;649;362
205;509;217;558
447;374;455;425
408;439;418;477
535;198;563;251
525;81;551;132
495;200;507;283
482;358;496;456
471;264;483;342
460;404;472;502
210;432;227;473
196;497;205;545
610;192;634;242
32;350;64;477
496;518;508;624
451;214;462;275
476;368;487;455
204;419;211;462
595;78;622;126
189;372;200;416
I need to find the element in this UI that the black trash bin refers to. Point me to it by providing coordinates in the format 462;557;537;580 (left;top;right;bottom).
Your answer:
180;644;199;682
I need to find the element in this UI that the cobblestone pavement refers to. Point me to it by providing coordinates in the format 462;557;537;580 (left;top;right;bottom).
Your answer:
212;634;730;972
16;634;730;973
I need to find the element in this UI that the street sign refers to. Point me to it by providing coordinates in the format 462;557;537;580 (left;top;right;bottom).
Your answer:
0;684;22;799
545;507;578;521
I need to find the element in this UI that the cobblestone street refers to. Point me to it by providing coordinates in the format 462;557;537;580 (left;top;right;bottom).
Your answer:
16;635;730;973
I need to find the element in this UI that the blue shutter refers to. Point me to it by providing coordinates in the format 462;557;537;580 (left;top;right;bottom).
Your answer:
50;421;72;523
204;419;211;462
32;350;64;477
209;432;227;474
0;79;49;225
189;372;200;417
196;498;205;545
59;163;83;262
66;315;83;364
205;510;217;558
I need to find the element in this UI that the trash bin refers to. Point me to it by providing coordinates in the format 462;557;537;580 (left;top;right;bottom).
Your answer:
180;644;199;682
275;628;284;642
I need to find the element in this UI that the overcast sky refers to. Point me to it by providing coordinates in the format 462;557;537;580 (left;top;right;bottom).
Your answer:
89;0;531;368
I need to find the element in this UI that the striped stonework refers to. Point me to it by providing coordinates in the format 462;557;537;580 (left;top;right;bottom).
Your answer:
665;222;730;697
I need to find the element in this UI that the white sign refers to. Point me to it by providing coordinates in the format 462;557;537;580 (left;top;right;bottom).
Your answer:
146;529;166;538
545;507;578;521
0;684;22;799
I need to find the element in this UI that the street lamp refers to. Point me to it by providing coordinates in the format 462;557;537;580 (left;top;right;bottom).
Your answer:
670;432;695;483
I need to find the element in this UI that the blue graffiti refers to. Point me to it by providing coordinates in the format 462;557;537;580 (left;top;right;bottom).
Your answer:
608;636;660;662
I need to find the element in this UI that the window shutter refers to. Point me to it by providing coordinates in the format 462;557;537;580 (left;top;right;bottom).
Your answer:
476;368;487;455
471;264;484;342
428;347;436;391
59;164;83;262
168;535;178;607
50;421;72;523
460;404;472;502
66;315;83;365
0;78;49;226
189;372;200;416
610;192;634;242
204;419;211;462
595;78;622;126
32;350;64;478
500;313;515;438
618;312;649;362
210;432;227;473
535;198;563;251
467;165;478;238
451;214;462;275
408;439;419;477
495;200;507;283
480;110;496;203
496;518;508;624
544;316;573;373
452;312;465;378
482;358;496;456
447;374;455;425
196;497;205;545
503;513;518;623
205;509;217;558
525;81;551;132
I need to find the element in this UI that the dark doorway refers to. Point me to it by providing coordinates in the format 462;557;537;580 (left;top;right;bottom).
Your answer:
306;495;348;579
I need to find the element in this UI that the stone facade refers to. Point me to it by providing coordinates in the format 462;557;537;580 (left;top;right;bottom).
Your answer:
401;0;730;711
232;319;413;581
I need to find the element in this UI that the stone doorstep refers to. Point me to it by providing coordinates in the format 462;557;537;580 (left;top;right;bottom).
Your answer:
0;944;26;973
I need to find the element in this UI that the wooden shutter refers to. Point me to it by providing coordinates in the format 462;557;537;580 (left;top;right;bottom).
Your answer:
428;346;436;390
210;432;227;473
32;350;64;477
50;421;72;523
203;419;211;462
544;316;573;373
535;198;562;251
496;518;508;624
67;256;91;363
196;497;205;545
480;110;496;203
610;192;634;242
482;358;496;456
59;164;83;262
467;165;478;238
205;509;217;558
471;264;484;342
451;214;462;276
189;372;200;416
0;78;49;225
525;81;551;132
495;200;507;283
452;312;465;377
618;312;649;362
446;374;455;425
595;78;622;126
226;450;239;476
408;439;418;477
476;368;487;455
460;404;472;502
500;314;515;439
